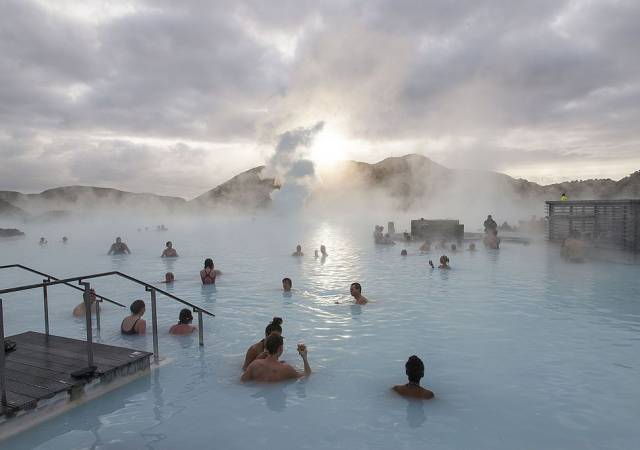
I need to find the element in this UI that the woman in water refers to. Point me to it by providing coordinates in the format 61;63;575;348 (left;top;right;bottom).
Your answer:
438;255;451;269
242;317;283;371
121;300;146;335
200;258;220;284
169;309;197;335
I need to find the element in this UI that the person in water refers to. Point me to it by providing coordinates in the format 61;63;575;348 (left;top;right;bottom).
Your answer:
72;289;97;317
450;243;457;252
438;255;450;269
242;317;283;371
292;245;304;256
484;215;498;234
320;245;328;257
561;231;585;262
169;309;197;335
162;272;175;283
419;241;430;253
108;237;131;255
350;282;369;305
62;236;68;244
241;334;311;382
468;243;476;251
401;249;408;256
483;229;500;249
392;355;435;400
39;237;47;245
161;241;178;258
121;300;146;335
200;258;221;284
282;277;292;292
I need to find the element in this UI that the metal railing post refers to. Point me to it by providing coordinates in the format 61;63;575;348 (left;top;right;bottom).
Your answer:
95;298;101;332
42;278;50;337
0;299;7;413
197;309;204;346
148;288;159;364
80;282;94;368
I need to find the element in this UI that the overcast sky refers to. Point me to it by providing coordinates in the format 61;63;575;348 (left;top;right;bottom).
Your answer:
1;0;638;198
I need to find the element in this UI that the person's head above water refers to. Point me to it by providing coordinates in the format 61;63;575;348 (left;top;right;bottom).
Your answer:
451;244;457;251
165;272;174;282
282;278;292;291
401;249;408;256
487;215;492;219
296;244;302;252
350;282;362;297
130;299;145;316
264;333;284;356
440;255;449;265
405;355;425;383
166;241;172;248
320;245;327;254
178;308;193;324
204;258;214;269
265;317;283;337
116;237;122;243
469;243;476;250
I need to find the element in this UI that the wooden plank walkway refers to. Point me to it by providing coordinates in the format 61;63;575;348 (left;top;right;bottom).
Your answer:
1;331;152;417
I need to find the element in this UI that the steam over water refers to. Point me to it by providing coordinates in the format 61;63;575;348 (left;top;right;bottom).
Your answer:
1;216;639;450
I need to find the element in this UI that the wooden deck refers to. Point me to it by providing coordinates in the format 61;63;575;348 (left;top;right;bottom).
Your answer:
1;331;152;418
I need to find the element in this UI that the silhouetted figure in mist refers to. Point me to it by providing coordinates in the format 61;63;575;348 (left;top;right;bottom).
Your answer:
161;241;178;257
292;244;304;256
108;237;131;255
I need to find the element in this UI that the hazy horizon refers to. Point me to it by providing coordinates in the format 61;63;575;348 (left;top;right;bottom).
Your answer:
1;1;639;198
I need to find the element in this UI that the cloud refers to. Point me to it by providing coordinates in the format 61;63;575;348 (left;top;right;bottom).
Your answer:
0;0;638;196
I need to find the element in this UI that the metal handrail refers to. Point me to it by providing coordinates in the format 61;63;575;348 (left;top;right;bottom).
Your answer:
0;271;214;317
0;264;125;308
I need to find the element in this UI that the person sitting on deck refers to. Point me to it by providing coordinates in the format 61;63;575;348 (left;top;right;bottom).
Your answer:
282;277;292;292
73;289;97;317
121;300;146;335
242;317;283;371
438;255;451;269
241;334;311;382
560;192;568;201
169;308;197;335
108;237;131;255
483;215;498;234
161;241;178;258
350;282;369;304
292;244;304;256
161;272;175;283
200;258;221;284
392;355;435;400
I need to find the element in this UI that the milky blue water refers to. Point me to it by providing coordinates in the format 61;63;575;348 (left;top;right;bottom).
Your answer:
0;217;639;450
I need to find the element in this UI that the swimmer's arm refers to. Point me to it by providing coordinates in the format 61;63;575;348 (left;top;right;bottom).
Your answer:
136;320;146;335
296;351;311;378
240;363;254;382
124;244;131;254
242;346;258;371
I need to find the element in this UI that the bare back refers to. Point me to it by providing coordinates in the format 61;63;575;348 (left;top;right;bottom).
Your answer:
243;358;299;382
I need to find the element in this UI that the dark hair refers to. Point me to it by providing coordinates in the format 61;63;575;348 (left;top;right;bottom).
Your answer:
178;308;193;324
265;333;283;355
351;282;362;292
204;258;213;269
406;355;425;383
265;317;283;336
282;277;292;286
130;299;145;315
166;241;171;247
401;249;407;256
